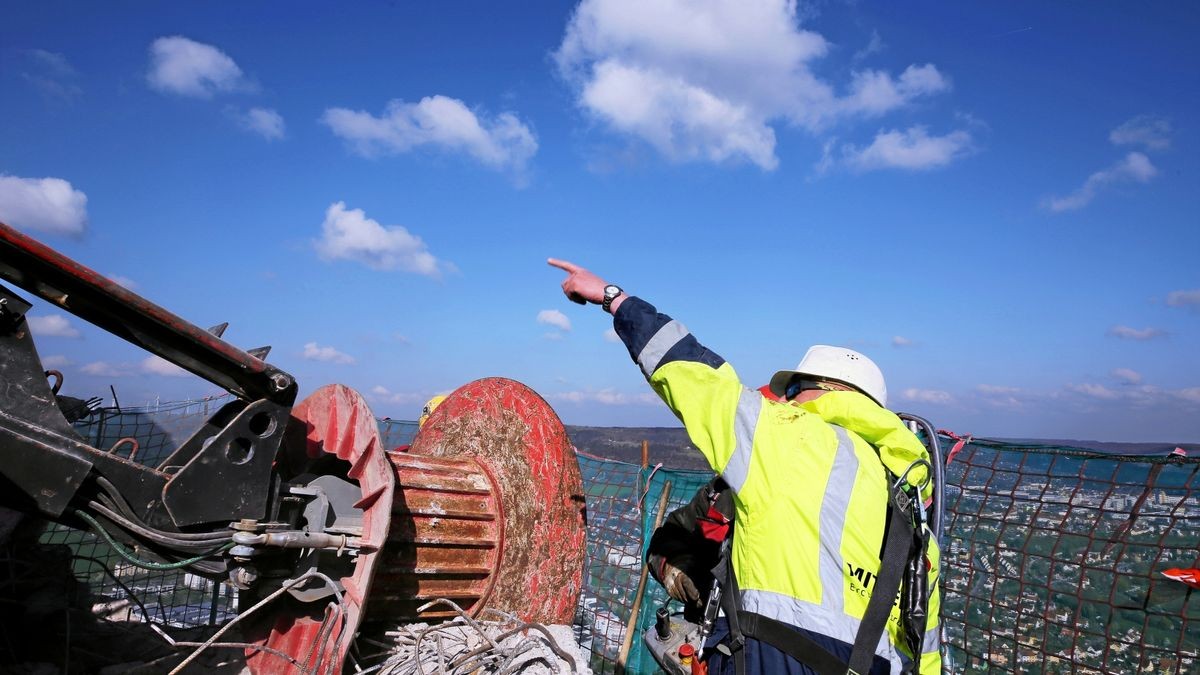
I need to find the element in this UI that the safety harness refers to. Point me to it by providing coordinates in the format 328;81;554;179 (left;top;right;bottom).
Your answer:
713;460;932;675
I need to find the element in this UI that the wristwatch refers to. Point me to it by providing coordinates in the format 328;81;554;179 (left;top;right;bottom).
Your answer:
602;284;624;313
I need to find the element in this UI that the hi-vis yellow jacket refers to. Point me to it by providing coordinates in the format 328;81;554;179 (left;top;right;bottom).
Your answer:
614;297;941;674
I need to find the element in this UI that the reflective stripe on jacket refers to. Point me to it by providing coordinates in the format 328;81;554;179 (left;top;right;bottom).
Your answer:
614;297;941;674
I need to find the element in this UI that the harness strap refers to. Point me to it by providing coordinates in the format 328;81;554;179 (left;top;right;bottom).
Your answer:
847;489;915;674
736;610;848;675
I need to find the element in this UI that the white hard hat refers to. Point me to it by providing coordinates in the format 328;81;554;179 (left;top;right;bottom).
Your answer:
768;345;888;407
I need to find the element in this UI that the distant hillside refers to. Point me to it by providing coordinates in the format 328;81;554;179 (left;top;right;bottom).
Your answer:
565;425;707;470
565;426;1197;471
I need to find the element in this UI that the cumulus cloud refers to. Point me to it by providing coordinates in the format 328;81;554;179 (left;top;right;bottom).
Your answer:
314;202;446;276
147;36;250;98
1044;152;1157;212
1166;289;1200;311
81;361;130;377
0;175;88;236
368;385;426;406
891;335;914;348
552;389;660;405
900;388;952;404
107;274;138;290
41;355;72;368
1066;383;1119;401
537;310;572;332
852;30;885;62
322;95;537;178
142;355;189;377
604;328;621;343
976;384;1023;408
302;342;355;365
1111;368;1142;385
27;314;82;338
1109;115;1171;150
233;107;285;140
1107;325;1166;341
835;126;973;172
555;0;952;170
22;49;82;101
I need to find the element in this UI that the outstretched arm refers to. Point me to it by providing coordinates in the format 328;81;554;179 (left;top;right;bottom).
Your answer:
548;259;760;494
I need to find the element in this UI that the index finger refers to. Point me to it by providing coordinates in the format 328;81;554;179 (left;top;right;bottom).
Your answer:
547;258;581;273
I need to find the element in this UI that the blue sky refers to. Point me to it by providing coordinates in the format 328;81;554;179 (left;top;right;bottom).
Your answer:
2;1;1197;442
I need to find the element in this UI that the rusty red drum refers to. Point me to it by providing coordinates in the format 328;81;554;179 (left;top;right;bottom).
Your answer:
402;377;587;624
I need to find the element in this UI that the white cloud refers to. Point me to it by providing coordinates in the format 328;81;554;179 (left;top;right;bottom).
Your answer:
837;126;973;172
27;314;81;338
41;355;72;368
368;385;426;406
604;328;621;343
852;30;884;62
1066;383;1119;400
840;65;949;117
314;201;446;276
900;388;952;404
1111;368;1142;385
322;95;537;177
976;384;1019;395
553;389;659;405
1109;115;1171;150
1166;289;1200;311
537;309;572;332
302;342;355;365
1107;325;1166;341
22;49;82;101
0;175;88;236
141;355;189;377
975;384;1023;408
147;36;249;98
1044;152;1157;212
891;335;914;348
1178;388;1200;405
81;361;130;377
235;107;285;141
107;274;138;290
555;0;952;170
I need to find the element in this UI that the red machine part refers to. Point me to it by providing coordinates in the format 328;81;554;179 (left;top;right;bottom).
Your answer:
246;378;586;673
247;384;395;675
398;377;587;624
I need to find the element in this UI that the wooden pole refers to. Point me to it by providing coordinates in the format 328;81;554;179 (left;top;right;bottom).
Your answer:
641;439;650;468
617;479;673;673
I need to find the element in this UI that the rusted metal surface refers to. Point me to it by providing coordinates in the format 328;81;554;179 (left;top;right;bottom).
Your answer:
246;384;395;674
406;377;587;624
370;452;503;619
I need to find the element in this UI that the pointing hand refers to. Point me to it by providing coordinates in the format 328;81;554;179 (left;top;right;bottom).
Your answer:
548;258;607;306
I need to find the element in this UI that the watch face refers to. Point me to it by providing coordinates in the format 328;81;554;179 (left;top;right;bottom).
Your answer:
604;285;621;298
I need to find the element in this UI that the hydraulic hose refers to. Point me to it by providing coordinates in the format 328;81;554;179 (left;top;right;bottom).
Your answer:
87;500;231;550
74;509;233;571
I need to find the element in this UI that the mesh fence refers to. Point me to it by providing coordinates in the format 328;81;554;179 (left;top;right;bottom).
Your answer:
942;438;1199;674
12;396;1200;675
571;452;712;674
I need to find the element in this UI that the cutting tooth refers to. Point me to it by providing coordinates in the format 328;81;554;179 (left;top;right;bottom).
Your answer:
207;322;229;337
247;345;271;359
